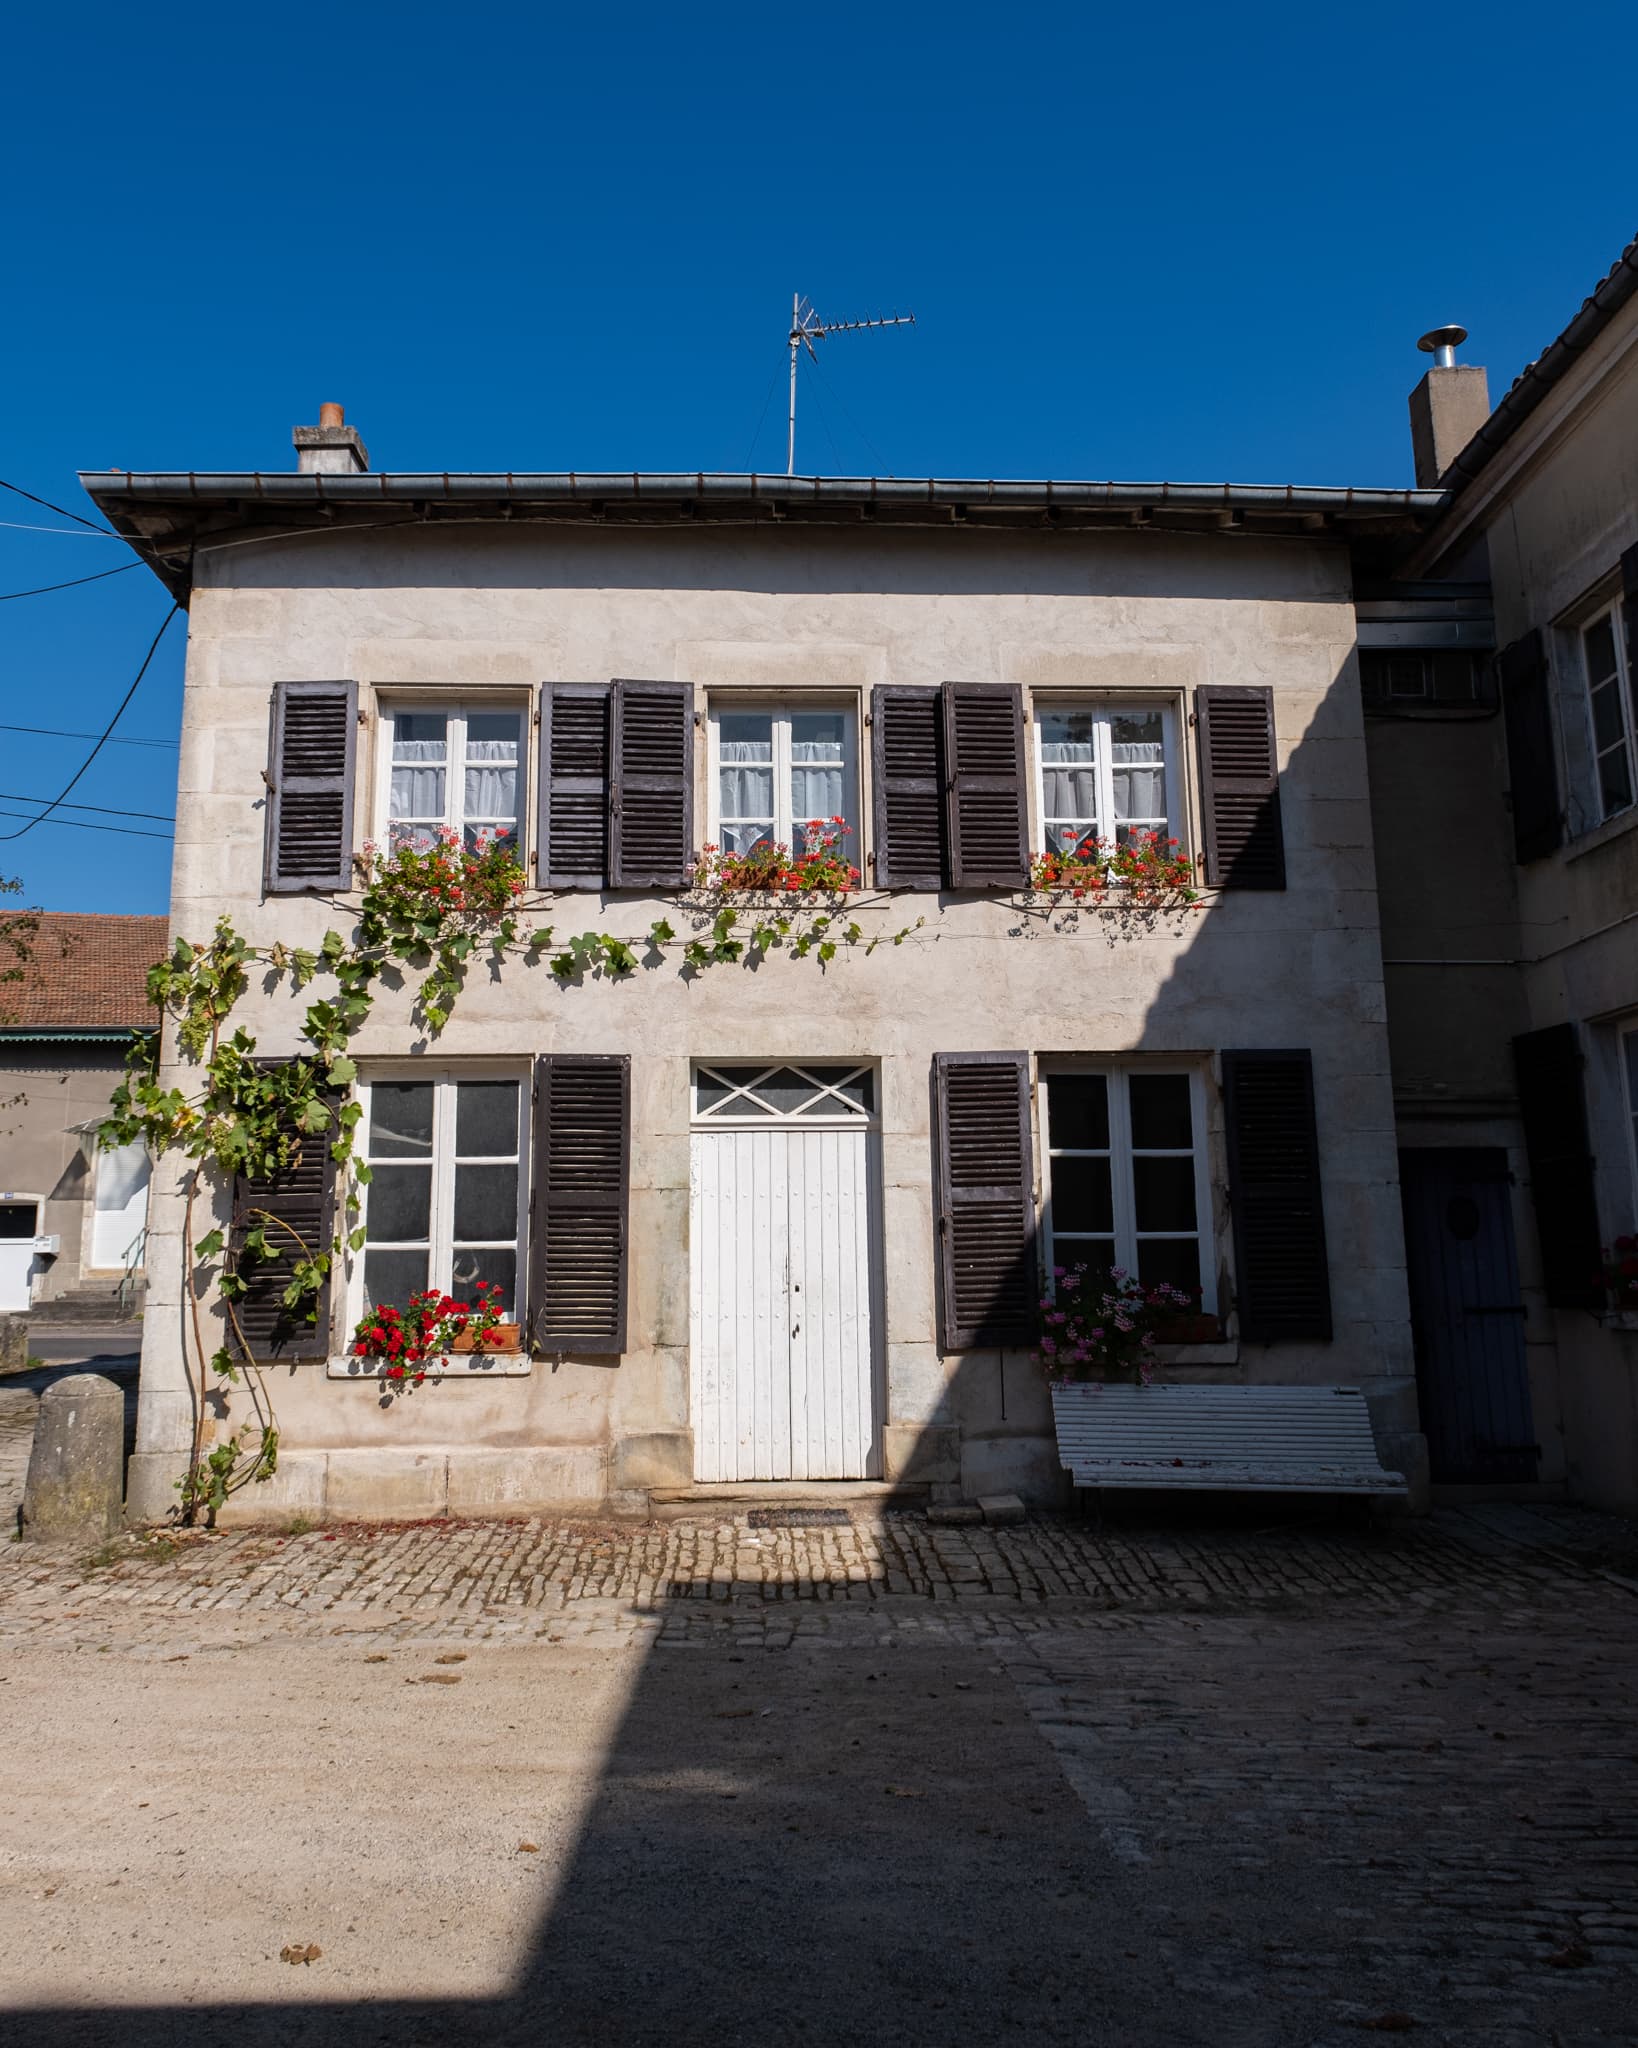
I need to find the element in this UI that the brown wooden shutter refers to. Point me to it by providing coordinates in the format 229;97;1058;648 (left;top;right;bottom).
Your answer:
1497;630;1562;863
528;1054;630;1354
870;686;946;888
226;1091;340;1362
608;680;693;888
1512;1023;1603;1310
1221;1049;1331;1341
263;680;358;893
943;682;1030;888
538;684;611;887
1196;686;1285;889
933;1051;1037;1350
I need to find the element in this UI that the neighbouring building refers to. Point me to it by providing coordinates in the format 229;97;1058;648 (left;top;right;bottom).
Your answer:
1365;238;1638;1512
0;912;163;1319
87;415;1445;1523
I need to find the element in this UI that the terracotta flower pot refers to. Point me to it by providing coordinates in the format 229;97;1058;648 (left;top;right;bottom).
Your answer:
449;1323;522;1355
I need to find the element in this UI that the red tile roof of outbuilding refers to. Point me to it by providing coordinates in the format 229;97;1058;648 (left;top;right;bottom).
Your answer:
0;912;167;1031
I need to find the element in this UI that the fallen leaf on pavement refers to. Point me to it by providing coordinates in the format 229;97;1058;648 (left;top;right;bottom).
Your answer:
280;1944;322;1966
516;1842;539;1854
363;1654;389;1664
435;1652;467;1665
409;1672;463;1685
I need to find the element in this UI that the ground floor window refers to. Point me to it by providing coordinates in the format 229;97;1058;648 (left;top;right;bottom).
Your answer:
1040;1065;1212;1305
357;1073;526;1319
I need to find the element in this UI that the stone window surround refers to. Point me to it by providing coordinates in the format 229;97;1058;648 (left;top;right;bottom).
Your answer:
369;687;530;860
1030;693;1183;856
703;694;862;860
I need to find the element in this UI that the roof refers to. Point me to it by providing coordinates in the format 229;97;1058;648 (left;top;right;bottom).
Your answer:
81;470;1447;602
0;913;167;1033
1437;229;1638;499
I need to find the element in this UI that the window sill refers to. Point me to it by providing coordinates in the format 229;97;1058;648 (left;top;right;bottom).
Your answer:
1563;806;1638;865
1606;1310;1638;1334
327;1354;533;1380
1151;1342;1238;1367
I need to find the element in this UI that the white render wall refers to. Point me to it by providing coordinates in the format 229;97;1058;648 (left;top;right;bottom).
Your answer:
129;521;1421;1521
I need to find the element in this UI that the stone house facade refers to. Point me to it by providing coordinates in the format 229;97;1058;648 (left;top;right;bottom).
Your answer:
90;442;1444;1524
1367;237;1638;1513
0;912;163;1316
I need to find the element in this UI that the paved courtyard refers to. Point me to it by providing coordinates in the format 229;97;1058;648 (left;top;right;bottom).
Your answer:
2;1501;1636;2044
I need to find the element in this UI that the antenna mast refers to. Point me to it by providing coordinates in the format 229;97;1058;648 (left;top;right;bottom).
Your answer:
786;293;915;475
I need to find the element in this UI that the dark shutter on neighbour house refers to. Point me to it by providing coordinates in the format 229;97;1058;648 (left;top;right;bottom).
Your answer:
263;680;358;893
1497;630;1562;863
538;685;611;888
1512;1023;1603;1311
226;1087;341;1361
528;1055;630;1354
609;681;694;888
933;1052;1037;1350
1621;545;1638;692
870;687;946;889
1221;1049;1332;1341
943;683;1030;888
1196;686;1285;889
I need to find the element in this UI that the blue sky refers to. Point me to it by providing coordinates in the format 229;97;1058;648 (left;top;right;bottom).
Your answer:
2;0;1633;914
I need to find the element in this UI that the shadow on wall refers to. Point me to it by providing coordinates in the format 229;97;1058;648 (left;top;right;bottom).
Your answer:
14;630;1415;2043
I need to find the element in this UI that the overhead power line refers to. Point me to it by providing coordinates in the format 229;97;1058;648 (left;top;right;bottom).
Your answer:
0;805;171;842
0;720;175;750
0;789;174;824
0;562;141;603
0;475;115;535
0;603;181;844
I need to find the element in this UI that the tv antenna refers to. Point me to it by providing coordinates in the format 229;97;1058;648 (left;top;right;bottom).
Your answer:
786;292;915;475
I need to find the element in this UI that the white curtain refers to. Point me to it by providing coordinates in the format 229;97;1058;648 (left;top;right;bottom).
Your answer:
718;738;774;829
790;741;845;825
391;738;447;821
463;736;518;823
1041;733;1099;831
1111;742;1165;826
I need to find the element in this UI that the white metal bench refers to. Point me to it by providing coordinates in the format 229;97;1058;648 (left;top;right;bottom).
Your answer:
1050;1383;1408;1497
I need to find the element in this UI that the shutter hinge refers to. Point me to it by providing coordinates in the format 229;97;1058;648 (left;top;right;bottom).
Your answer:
357;709;367;726
261;769;276;791
864;712;873;727
1188;712;1199;728
692;711;703;726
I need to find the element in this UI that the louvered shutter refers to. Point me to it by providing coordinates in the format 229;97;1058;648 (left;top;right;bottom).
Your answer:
226;1093;340;1362
538;684;611;887
1222;1049;1332;1341
264;680;358;893
943;682;1030;888
1196;686;1286;889
870;686;946;888
1497;630;1561;863
933;1051;1037;1350
528;1055;630;1353
1512;1023;1603;1310
609;680;693;888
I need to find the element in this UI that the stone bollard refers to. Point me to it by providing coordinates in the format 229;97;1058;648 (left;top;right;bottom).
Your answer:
0;1313;27;1374
20;1373;125;1543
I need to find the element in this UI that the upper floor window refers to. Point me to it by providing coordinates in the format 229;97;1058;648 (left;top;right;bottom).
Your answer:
382;703;525;854
1041;1066;1211;1306
1580;606;1636;822
1035;704;1174;855
709;704;858;855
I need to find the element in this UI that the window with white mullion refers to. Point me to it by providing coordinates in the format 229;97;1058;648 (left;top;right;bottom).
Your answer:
710;704;857;856
1035;703;1173;855
1042;1067;1211;1307
359;1075;525;1320
381;704;525;855
1581;607;1637;822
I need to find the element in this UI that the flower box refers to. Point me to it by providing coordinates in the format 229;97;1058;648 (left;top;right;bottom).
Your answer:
450;1322;522;1354
1152;1312;1225;1345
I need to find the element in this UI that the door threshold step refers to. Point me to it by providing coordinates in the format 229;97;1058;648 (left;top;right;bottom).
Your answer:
647;1480;928;1523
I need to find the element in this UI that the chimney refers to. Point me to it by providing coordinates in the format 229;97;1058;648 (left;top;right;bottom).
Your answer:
293;401;369;474
1407;326;1489;487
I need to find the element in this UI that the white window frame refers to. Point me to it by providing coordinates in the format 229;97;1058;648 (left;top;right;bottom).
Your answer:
1579;602;1637;824
691;1060;877;1127
1040;1064;1215;1311
706;700;861;854
1032;698;1180;855
373;695;530;856
1623;1022;1638;1221
351;1067;529;1325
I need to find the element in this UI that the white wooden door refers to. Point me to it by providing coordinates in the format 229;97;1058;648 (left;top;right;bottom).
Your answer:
691;1106;880;1482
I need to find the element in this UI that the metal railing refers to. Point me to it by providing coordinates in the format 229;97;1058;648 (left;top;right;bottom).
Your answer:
115;1225;147;1319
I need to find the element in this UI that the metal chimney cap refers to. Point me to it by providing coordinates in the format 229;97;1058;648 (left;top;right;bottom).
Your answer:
1417;324;1468;357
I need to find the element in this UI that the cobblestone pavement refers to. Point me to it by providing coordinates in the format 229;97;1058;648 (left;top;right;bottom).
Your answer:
3;1505;1636;2043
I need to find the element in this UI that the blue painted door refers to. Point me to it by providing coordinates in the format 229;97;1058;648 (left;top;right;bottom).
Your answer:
1399;1149;1537;1483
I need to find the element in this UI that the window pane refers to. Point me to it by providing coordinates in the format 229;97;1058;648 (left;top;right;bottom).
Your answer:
1137;1239;1201;1299
394;712;449;749
1050;1154;1114;1234
454;1163;519;1242
369;1084;434;1158
1109;712;1165;829
1584;616;1619;687
456;1081;519;1158
791;711;850;823
1047;1073;1109;1151
720;820;775;856
391;764;447;821
1591;677;1627;752
450;1246;516;1315
1053;1237;1116;1280
366;1165;432;1243
466;711;521;751
1043;765;1100;825
1598;741;1634;816
797;1065;873;1110
1128;1074;1193;1150
745;1067;818;1114
1038;709;1098;755
1132;1156;1198;1232
695;1070;733;1113
365;1247;429;1309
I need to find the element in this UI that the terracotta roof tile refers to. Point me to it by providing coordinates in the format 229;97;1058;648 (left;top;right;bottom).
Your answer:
0;912;168;1031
